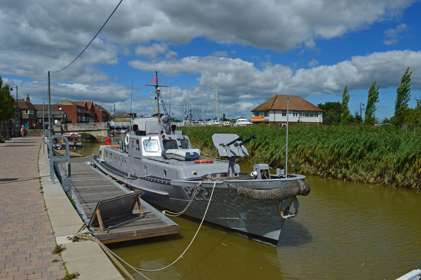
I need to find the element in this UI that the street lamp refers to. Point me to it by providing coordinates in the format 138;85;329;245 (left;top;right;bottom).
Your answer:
10;85;20;135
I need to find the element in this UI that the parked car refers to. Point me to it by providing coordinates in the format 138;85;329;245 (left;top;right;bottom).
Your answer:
234;118;253;126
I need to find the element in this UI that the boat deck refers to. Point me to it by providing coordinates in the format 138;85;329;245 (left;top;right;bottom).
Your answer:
56;157;179;244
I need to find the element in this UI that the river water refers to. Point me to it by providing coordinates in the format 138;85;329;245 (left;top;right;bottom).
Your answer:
79;143;421;279
109;177;421;280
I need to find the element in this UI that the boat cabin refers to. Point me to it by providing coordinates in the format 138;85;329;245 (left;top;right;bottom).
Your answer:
99;117;239;180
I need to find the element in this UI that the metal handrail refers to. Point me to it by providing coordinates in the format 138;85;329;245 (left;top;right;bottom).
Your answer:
46;135;71;180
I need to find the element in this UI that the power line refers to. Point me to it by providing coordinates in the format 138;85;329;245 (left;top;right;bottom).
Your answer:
51;0;124;73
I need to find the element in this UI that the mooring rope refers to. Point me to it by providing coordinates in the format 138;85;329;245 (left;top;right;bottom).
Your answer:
137;181;218;272
162;183;202;217
72;181;218;278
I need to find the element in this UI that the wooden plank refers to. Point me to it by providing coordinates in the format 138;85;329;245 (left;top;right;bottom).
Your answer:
55;157;179;244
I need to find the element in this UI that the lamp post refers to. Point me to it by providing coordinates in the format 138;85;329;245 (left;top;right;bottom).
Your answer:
58;106;66;135
10;85;20;136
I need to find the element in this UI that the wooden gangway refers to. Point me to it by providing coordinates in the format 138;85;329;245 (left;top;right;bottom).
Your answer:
56;157;179;244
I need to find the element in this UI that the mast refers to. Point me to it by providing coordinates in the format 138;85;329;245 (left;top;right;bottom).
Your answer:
146;71;167;116
129;80;133;132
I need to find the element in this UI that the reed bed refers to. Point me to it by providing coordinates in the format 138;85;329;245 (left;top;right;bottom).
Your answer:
182;125;421;190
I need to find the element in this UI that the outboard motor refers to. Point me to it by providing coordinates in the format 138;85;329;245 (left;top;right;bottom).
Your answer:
252;163;270;179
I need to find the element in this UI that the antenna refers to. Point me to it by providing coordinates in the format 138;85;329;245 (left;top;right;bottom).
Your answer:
145;71;168;116
214;87;219;121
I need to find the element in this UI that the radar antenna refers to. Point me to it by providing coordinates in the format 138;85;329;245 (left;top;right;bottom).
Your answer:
145;71;168;116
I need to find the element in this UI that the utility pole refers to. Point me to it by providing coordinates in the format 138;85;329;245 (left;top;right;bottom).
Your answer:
42;102;45;137
48;71;52;140
47;70;54;180
285;96;289;178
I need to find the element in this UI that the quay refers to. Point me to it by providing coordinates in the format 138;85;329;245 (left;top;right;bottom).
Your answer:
56;157;179;244
0;137;65;279
0;136;179;279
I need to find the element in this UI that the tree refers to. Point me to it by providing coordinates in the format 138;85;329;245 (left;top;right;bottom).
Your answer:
364;81;379;125
403;99;421;129
0;77;15;122
354;111;363;125
340;85;352;124
393;67;412;127
318;102;342;125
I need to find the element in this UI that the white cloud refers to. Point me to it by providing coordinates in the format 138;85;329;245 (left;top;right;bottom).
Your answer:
384;23;408;45
135;43;176;59
130;50;421;116
0;0;416;113
5;79;130;106
308;59;319;67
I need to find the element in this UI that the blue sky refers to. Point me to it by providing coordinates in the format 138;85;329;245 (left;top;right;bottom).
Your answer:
1;0;421;120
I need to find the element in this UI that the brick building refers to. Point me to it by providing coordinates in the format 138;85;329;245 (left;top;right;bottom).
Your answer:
34;100;111;124
17;95;37;128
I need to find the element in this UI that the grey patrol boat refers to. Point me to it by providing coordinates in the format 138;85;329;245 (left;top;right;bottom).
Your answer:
92;73;310;243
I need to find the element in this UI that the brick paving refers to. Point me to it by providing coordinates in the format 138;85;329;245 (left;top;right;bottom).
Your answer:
0;137;65;280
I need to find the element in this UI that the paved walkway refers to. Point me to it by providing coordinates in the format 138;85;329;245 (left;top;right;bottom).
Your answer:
0;137;65;280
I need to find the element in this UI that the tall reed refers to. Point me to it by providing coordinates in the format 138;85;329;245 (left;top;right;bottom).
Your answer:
182;124;421;190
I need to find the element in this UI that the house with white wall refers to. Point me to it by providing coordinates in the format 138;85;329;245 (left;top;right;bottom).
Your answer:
251;95;323;123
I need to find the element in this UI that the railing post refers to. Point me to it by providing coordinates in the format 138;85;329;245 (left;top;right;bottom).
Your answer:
48;138;55;181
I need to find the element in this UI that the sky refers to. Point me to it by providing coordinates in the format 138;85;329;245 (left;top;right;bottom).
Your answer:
1;0;421;120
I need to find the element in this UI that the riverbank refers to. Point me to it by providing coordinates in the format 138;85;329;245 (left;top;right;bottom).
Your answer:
0;137;65;279
0;136;123;279
182;125;421;190
38;139;124;279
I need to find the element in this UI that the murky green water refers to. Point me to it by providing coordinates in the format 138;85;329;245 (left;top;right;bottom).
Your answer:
77;142;101;157
109;176;421;280
80;142;421;279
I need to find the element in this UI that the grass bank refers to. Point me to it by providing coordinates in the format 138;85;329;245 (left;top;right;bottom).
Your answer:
182;125;421;190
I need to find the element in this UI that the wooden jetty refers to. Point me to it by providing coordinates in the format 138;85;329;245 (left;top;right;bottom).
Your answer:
56;157;179;244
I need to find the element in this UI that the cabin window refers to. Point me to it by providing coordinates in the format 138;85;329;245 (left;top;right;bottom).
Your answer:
143;138;159;153
179;138;189;149
163;139;178;150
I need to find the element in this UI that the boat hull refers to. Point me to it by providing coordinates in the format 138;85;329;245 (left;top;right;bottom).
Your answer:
92;156;310;243
138;178;308;243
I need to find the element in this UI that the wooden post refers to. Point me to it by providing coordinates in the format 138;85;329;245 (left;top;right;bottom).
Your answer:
133;198;144;217
96;207;105;232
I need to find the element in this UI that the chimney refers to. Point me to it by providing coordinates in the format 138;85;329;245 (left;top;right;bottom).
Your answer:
26;94;30;103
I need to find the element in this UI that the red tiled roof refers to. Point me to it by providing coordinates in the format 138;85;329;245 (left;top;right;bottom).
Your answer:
17;99;35;110
252;95;322;112
33;104;61;111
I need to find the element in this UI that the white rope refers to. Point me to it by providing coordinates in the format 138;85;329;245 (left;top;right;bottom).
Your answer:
137;181;218;272
73;181;218;277
162;183;202;217
80;234;153;280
